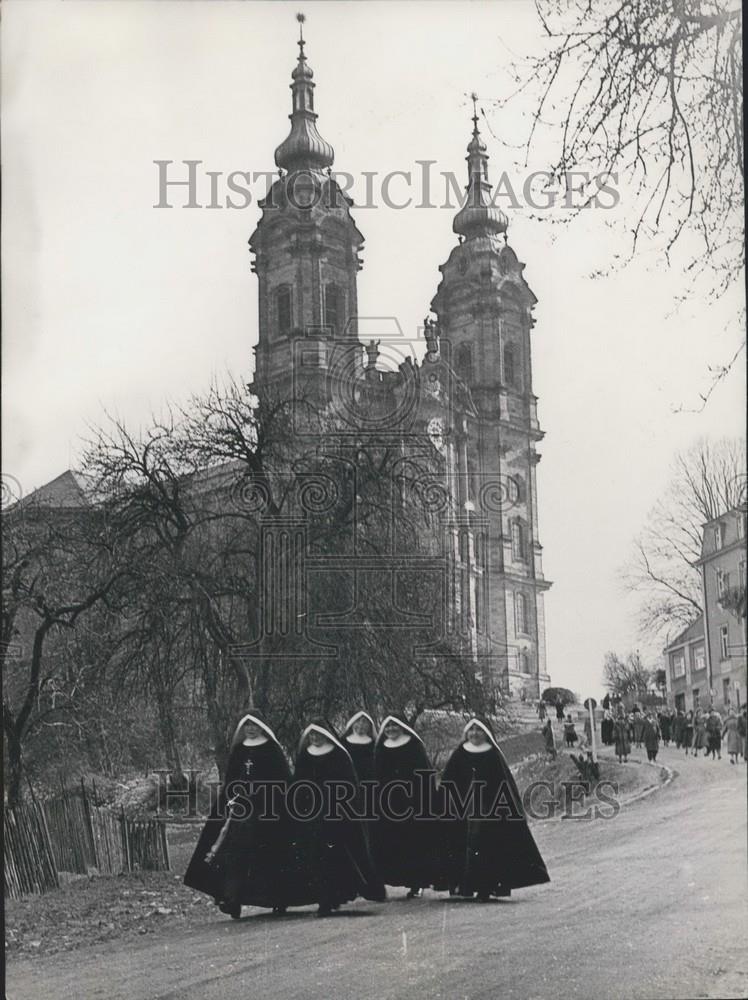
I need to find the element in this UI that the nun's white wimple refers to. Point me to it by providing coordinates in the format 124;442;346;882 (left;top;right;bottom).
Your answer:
344;710;376;734
463;718;499;750
377;715;423;744
298;723;350;757
231;713;279;748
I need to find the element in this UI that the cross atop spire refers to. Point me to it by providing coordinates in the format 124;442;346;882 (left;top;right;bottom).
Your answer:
274;14;335;173
297;12;306;56
470;92;479;134
452;95;508;240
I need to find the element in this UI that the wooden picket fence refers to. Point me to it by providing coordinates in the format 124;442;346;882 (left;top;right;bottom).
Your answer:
4;802;59;899
4;782;170;900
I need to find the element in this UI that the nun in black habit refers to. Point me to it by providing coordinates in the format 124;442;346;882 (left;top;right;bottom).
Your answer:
183;712;296;918
372;716;441;898
436;718;550;901
341;710;377;784
293;723;386;917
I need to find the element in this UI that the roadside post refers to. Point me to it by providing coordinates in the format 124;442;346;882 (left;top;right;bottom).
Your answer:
584;698;598;764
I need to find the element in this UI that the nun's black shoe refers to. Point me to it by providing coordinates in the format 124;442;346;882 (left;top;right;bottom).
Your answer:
477;893;491;903
219;901;242;919
495;887;511;898
316;904;332;918
272;905;287;916
406;888;423;899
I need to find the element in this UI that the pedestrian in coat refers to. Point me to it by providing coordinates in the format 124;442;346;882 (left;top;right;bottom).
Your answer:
555;699;565;722
542;717;557;760
613;711;631;763
658;710;672;746
563;715;578;747
537;700;547;721
673;710;685;749
722;711;741;765
642;714;661;762
737;708;747;761
692;711;708;756
632;706;644;748
682;711;694;756
706;709;722;760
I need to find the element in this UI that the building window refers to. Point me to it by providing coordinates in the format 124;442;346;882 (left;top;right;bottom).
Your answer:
672;652;685;679
737;513;746;539
503;343;516;388
714;523;723;549
675;693;685;712
511;520;526;561
692;644;705;672
276;287;292;335
692;688;700;709
515;592;528;635
456;343;473;382
740;561;746;588
324;284;339;334
519;650;531;674
717;569;730;597
720;624;730;660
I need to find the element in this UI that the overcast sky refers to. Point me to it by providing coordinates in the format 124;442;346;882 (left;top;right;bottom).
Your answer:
3;0;745;698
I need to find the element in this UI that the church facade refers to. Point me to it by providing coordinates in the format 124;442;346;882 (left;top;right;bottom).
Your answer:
245;28;552;700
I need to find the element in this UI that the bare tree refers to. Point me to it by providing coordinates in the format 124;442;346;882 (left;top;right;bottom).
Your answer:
623;436;746;646
2;501;126;806
603;650;653;698
503;0;743;292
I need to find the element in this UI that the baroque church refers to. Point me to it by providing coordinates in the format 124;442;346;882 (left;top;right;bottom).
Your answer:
244;23;552;700
17;22;552;706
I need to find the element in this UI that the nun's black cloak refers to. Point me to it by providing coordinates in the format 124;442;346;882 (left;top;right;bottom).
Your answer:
183;713;297;913
436;719;550;897
292;725;385;913
341;711;377;784
371;716;441;891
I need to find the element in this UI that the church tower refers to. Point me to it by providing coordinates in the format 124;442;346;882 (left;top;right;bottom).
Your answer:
430;102;551;697
249;17;364;392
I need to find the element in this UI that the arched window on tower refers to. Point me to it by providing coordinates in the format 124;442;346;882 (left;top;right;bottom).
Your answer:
511;519;526;562
276;286;292;335
515;591;528;635
324;284;339;335
456;343;473;383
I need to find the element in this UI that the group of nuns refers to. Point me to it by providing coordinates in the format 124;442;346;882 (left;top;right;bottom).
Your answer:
184;710;550;919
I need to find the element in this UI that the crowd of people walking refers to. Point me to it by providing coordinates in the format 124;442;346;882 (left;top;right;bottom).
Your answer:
184;711;550;919
599;704;748;766
538;696;747;769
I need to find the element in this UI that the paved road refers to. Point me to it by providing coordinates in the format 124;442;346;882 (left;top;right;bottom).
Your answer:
7;747;747;1000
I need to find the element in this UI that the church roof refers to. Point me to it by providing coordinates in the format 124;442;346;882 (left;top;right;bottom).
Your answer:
16;470;94;510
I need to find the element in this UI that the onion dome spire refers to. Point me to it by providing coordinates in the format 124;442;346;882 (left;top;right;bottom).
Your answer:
453;94;508;240
274;14;335;173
